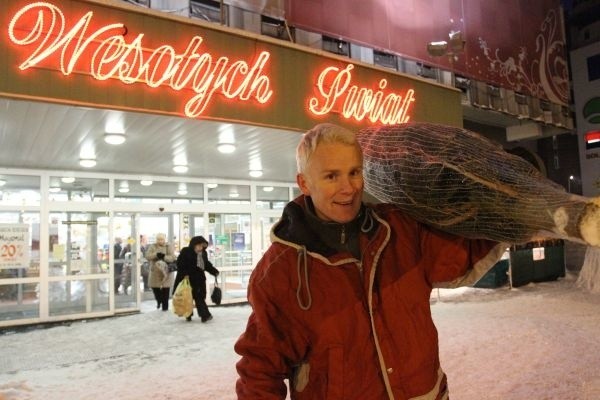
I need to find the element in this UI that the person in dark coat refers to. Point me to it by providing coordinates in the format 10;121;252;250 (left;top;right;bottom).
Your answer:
173;236;219;322
113;237;123;293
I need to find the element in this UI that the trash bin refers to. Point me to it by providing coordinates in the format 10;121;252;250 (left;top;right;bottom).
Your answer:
509;240;565;287
474;259;510;288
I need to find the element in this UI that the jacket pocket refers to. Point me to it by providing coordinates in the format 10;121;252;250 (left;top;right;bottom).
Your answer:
292;345;344;400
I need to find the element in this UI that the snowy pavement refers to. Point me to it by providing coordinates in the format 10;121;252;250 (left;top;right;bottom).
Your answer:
1;273;600;400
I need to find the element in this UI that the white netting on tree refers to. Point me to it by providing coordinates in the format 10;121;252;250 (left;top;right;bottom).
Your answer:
357;122;600;247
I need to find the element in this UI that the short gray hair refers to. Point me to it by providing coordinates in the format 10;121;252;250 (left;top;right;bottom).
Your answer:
296;123;360;173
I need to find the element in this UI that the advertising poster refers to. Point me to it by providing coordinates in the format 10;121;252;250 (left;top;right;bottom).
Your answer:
0;224;30;269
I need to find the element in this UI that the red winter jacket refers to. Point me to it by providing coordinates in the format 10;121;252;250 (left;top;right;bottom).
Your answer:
235;197;505;400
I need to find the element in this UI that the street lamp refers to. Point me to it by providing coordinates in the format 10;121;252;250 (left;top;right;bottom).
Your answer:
426;31;465;86
568;175;574;193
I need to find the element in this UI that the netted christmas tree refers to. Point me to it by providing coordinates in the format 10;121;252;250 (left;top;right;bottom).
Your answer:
356;122;600;247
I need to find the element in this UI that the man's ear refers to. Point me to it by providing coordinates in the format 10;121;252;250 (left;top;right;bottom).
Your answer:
296;173;310;195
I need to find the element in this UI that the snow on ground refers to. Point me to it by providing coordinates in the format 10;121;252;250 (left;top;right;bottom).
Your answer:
1;272;600;400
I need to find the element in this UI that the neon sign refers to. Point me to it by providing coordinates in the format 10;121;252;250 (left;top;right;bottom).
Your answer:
8;2;273;118
309;64;415;125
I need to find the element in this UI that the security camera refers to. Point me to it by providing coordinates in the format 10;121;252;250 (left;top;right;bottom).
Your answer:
159;207;165;212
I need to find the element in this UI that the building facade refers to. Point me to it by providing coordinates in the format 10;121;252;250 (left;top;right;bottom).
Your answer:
0;0;464;327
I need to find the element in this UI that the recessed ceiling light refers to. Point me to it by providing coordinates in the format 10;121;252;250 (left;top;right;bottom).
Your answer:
173;165;189;173
140;180;153;186
229;192;240;198
61;177;75;183
249;169;263;178
79;158;97;168
206;183;218;189
217;143;236;154
262;186;274;192
118;181;130;193
49;187;62;193
104;133;126;145
177;189;188;195
117;180;130;193
0;179;6;187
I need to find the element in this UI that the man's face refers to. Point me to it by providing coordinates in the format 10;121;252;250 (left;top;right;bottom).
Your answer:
297;142;364;223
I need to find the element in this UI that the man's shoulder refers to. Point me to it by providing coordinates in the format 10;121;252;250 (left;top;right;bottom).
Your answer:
369;202;407;217
367;203;421;232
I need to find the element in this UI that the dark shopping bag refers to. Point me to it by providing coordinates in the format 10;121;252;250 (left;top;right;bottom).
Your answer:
211;276;222;305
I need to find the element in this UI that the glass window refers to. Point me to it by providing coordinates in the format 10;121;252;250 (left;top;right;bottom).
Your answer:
0;174;40;206
292;187;301;198
259;215;280;255
48;278;109;316
0;212;40;278
49;176;109;202
256;186;290;209
207;184;250;204
587;53;600;81
0;283;40;321
115;180;204;204
208;213;252;304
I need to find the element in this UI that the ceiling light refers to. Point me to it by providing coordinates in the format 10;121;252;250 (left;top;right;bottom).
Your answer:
49;186;61;193
249;169;263;178
79;158;97;168
262;186;274;192
229;192;240;198
104;132;126;145
118;181;130;193
218;125;236;154
177;189;188;195
0;179;7;187
173;165;189;173
61;177;75;183
206;183;218;189
217;143;236;154
140;180;153;186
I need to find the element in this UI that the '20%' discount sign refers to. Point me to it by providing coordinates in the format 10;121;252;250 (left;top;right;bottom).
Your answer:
0;224;29;269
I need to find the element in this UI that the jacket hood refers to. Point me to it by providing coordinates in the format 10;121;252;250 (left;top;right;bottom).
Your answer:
273;196;377;257
189;236;208;248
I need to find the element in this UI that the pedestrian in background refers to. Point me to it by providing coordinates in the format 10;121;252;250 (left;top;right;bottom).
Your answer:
146;233;176;310
113;237;124;294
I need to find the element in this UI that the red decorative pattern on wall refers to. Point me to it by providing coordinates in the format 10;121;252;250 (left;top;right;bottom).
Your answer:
286;0;569;105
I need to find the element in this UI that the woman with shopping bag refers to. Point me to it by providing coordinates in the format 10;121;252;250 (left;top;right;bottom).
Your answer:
173;236;219;322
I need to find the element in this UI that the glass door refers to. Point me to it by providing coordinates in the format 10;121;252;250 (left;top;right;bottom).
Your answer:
47;212;110;316
113;213;140;310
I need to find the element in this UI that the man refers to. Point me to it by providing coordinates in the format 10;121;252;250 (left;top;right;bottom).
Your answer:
174;236;219;322
234;123;506;399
